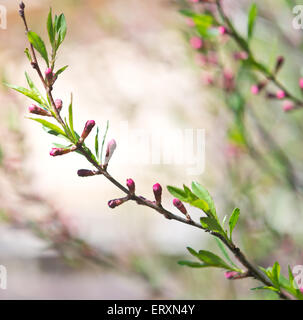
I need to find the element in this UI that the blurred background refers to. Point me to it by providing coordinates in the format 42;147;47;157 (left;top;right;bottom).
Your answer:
0;0;302;299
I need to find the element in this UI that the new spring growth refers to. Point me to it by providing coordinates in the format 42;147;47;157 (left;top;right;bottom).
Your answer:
126;179;135;195
77;169;96;177
153;183;162;206
173;198;187;215
28;104;51;117
104;139;117;166
55;99;63;112
108;197;128;209
79;120;95;143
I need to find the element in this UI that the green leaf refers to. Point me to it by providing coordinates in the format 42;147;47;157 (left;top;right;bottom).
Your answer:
229;208;240;240
167;186;188;202
272;262;281;288
191;199;209;213
196;250;233;270
200;217;222;233
24;48;31;62
215;238;239;270
47;8;55;46
247;3;258;41
28;117;66;137
24;72;48;107
4;83;45;105
55;65;68;76
68;93;76;140
251;286;279;292
56;14;67;48
95;127;99;158
27;31;49;67
178;260;209;268
191;181;217;218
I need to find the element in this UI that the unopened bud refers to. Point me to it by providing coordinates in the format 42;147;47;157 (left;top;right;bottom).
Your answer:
55;99;63;111
276;90;286;99
28;104;51;116
173;198;187;215
45;68;56;86
77;169;95;177
108;197;127;209
80;120;95;141
49;147;72;157
224;271;238;279
283;101;294;112
233;51;248;61
299;78;303;89
185;18;195;27
104;139;117;166
19;2;25;10
153;183;162;205
218;26;227;35
126;179;135;194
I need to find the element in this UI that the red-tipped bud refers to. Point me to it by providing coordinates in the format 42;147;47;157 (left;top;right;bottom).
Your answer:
251;84;259;95
153;183;162;205
224;271;238;279
77;169;95;177
275;56;284;73
104;139;117;166
108;198;127;209
49;147;72;157
299;78;303;89
28;104;51;116
173;198;187;215
45;68;56;86
80;120;95;141
55;99;63;111
126;179;135;194
276;90;286;99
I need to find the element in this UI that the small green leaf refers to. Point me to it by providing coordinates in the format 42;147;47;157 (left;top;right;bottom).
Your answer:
272;262;281;288
178;260;209;268
47;8;55;46
55;65;68;76
28;117;66;137
247;3;258;41
56;14;67;48
95;127;99;158
24;48;31;62
191;199;210;213
229;208;240;239
200;217;222;233
251;286;279;292
4;83;45;105
196;250;233;270
68;93;76;140
191;181;217;218
167;186;188;202
215;238;239;270
24;72;48;107
27;31;49;66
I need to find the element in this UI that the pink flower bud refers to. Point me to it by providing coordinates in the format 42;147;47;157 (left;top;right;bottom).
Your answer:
28;104;51;116
49;148;71;157
108;198;125;209
45;68;56;86
218;26;226;35
173;198;187;215
55;99;63;111
283;101;294;112
276;90;286;99
190;36;203;50
185;18;195;27
104;139;117;166
80;120;96;141
300;287;303;294
251;84;259;95
153;183;162;205
189;0;199;2
224;271;238;279
126;178;135;194
299;78;303;89
77;169;95;177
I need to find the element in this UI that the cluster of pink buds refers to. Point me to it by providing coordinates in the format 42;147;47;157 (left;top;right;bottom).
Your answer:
45;68;57;86
153;183;162;206
50;146;76;157
28;104;51;117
